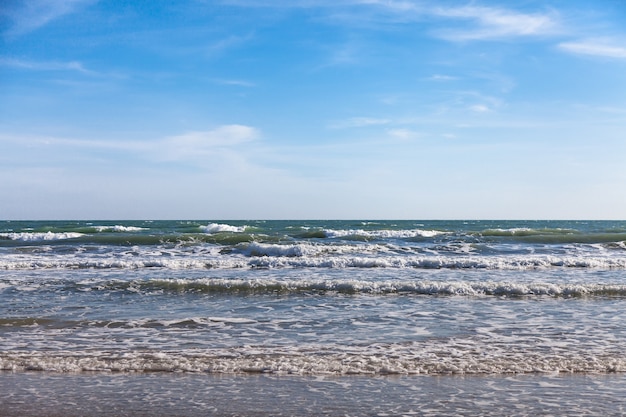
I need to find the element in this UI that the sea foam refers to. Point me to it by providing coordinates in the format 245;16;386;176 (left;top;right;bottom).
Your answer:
200;223;247;233
2;340;625;375
0;232;84;241
93;225;147;232
324;228;447;239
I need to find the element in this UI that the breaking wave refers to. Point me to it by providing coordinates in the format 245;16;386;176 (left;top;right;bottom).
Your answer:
0;232;84;241
2;342;625;375
4;277;626;298
200;223;248;234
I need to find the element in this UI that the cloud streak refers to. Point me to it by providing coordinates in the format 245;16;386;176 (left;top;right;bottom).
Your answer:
559;39;626;59
0;57;96;74
159;125;259;161
214;1;559;43
431;5;558;41
213;78;256;87
330;117;391;128
0;125;260;165
3;0;97;37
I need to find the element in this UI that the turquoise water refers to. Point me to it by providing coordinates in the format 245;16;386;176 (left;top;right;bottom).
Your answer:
1;220;626;414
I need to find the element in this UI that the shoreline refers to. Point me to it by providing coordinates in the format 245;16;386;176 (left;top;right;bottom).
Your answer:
2;371;626;416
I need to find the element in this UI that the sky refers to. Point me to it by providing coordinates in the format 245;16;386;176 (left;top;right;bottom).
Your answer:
1;0;625;220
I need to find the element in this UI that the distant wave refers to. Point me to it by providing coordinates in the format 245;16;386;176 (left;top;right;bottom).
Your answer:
480;227;576;236
0;232;84;241
93;225;147;232
323;228;448;239
478;228;626;244
200;223;248;234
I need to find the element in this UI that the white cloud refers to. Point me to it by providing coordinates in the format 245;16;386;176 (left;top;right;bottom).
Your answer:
356;0;421;13
3;0;97;37
330;117;391;128
387;128;419;140
0;132;134;151
217;0;389;9
0;57;95;74
159;125;259;160
428;74;458;81
216;0;558;44
327;42;360;66
469;104;490;113
558;40;626;59
206;34;255;56
313;39;366;70
213;78;256;87
431;5;558;41
0;125;260;163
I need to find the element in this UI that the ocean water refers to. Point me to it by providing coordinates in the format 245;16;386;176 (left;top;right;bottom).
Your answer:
2;220;626;415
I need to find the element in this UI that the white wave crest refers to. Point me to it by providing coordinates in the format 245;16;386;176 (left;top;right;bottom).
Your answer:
1;250;626;271
324;228;447;239
238;242;316;257
2;341;625;375
147;278;626;297
200;223;247;233
93;225;147;232
0;232;84;241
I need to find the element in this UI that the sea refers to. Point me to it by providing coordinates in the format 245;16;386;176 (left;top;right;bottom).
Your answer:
1;220;626;416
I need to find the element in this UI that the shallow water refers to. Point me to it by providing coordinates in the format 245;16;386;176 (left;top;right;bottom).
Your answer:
2;265;626;375
2;372;626;416
2;220;626;413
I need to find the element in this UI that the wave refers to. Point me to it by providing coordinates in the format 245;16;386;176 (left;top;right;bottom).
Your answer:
0;316;256;329
200;223;248;234
2;252;626;271
0;232;84;242
2;342;624;375
130;279;626;297
480;227;576;236
5;277;626;297
478;228;626;244
0;233;259;247
234;242;348;257
92;225;148;232
323;228;448;239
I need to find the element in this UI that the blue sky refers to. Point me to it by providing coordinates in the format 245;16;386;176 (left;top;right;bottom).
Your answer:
1;0;625;219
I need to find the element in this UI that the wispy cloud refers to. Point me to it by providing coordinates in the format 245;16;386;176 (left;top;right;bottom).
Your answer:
326;42;361;66
216;0;361;8
431;5;559;41
159;125;259;161
3;0;97;37
0;125;260;164
330;117;391;128
0;57;96;74
205;34;255;56
387;128;419;140
0;133;145;153
435;90;503;115
356;0;422;13
469;104;491;113
427;74;458;81
216;0;558;42
213;78;256;87
558;39;626;59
